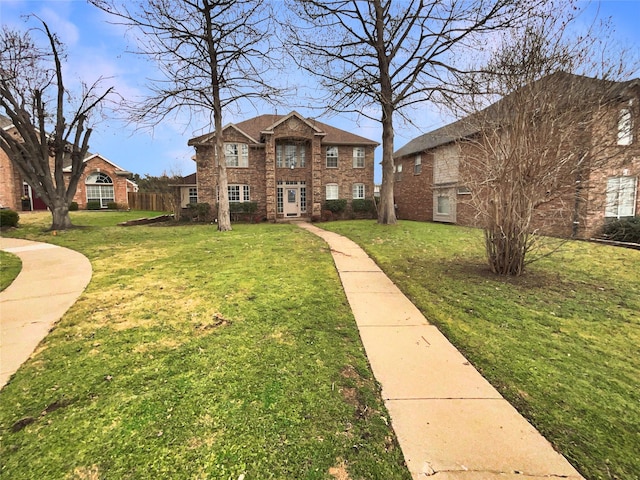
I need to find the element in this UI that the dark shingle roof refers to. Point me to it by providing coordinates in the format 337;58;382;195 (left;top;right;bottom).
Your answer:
189;112;379;147
393;118;478;159
394;72;640;159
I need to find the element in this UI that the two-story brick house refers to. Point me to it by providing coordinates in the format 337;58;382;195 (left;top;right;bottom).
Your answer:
393;73;639;239
188;111;378;221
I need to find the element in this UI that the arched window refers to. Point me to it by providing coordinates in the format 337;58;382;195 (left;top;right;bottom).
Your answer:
86;172;114;208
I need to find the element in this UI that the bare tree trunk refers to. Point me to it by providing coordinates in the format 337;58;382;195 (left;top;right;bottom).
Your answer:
216;142;232;231
50;200;73;230
0;22;109;231
484;227;528;276
375;0;396;225
378;107;396;224
203;0;231;232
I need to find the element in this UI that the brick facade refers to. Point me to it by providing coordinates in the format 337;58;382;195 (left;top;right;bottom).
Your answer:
0;147;23;210
1;122;133;211
394;152;434;221
189;112;378;221
72;154;132;210
393;76;640;239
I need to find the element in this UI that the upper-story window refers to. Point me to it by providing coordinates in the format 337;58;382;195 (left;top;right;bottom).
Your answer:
618;108;633;146
353;147;365;168
326;146;338;168
225;143;249;167
277;143;306;168
414;155;422;174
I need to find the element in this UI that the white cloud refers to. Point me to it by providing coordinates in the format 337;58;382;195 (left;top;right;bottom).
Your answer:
38;5;80;47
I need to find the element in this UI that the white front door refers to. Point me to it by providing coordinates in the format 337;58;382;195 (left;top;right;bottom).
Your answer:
283;187;299;217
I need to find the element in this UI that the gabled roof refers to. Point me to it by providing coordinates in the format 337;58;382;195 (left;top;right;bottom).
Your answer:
260;111;325;135
169;172;197;187
62;153;131;176
1;115;132;175
188;123;260;146
394;118;478;159
188;111;379;147
394;71;640;159
181;172;197;184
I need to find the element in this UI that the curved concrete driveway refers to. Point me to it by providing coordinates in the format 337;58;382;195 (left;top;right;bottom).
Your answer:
0;238;92;389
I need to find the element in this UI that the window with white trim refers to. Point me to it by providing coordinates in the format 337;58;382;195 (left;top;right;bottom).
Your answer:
436;194;450;215
225;143;249;167
276;143;306;168
86;172;114;208
326;146;338;168
353;147;365;168
326;183;339;200
220;184;250;202
188;187;198;204
414;155;422;174
353;183;365;199
606;176;637;218
617;108;633;146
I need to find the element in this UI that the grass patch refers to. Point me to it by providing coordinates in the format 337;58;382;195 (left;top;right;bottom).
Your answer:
320;220;640;480
0;250;21;292
0;212;409;480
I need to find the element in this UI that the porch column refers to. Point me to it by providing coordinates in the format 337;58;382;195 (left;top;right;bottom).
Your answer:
311;134;323;218
264;134;276;220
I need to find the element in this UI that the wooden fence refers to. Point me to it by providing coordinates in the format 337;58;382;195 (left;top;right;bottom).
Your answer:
127;192;174;212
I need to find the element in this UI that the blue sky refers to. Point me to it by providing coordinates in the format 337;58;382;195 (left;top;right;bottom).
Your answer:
1;0;639;182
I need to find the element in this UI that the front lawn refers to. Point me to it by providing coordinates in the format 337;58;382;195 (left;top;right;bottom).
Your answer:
0;250;21;292
0;212;409;480
321;220;640;480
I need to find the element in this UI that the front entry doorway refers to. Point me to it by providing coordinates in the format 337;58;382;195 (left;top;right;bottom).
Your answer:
277;180;307;218
283;186;300;217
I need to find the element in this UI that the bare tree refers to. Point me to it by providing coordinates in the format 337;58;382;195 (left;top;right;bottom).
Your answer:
91;0;280;232
0;22;112;230
450;15;637;275
287;0;544;225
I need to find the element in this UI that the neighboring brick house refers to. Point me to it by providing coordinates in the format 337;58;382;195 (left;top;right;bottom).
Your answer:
393;73;639;239
174;172;198;208
188;111;378;221
1;115;134;211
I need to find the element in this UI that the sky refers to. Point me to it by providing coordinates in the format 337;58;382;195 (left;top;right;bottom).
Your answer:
1;0;639;183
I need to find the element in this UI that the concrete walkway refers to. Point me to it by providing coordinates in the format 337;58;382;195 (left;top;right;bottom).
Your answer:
299;223;584;480
0;238;92;389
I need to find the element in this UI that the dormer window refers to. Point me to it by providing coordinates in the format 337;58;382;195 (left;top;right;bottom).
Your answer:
617;108;633;146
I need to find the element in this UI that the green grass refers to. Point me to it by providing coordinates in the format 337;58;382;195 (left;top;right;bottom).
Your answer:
0;212;409;480
320;220;640;480
0;250;21;292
